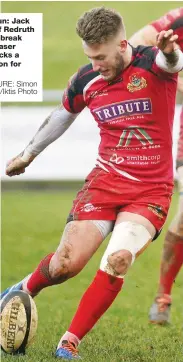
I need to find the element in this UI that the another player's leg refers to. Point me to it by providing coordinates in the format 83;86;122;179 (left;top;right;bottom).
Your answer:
56;212;154;360
149;109;183;323
1;220;106;300
149;190;183;324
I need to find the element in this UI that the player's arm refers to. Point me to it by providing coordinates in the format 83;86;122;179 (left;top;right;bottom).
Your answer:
155;29;183;73
129;25;158;47
6;105;78;177
6;67;87;177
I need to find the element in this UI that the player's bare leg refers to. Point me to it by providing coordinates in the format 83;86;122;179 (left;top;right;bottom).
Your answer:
1;220;110;299
149;187;183;324
56;212;155;359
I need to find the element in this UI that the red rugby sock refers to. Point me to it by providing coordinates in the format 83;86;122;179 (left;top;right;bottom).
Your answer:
26;253;54;295
159;231;183;295
68;269;123;340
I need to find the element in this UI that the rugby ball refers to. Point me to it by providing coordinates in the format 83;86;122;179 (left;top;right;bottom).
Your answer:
0;290;38;354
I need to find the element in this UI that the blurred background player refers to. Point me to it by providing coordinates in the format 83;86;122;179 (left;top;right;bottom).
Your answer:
1;7;183;359
129;7;183;324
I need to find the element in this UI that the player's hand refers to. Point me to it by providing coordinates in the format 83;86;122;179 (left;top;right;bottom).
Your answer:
6;153;34;177
156;29;179;54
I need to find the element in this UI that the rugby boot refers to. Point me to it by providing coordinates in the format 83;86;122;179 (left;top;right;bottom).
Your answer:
149;294;172;324
55;340;81;360
0;274;31;300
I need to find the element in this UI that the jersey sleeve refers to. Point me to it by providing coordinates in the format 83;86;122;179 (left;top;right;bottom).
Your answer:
151;8;183;32
153;49;179;79
62;70;86;114
135;45;178;80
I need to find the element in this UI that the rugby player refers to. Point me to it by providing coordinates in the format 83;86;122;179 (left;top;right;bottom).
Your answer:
129;7;183;325
2;7;183;359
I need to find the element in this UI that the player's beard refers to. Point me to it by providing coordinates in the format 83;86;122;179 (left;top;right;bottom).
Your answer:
100;53;125;82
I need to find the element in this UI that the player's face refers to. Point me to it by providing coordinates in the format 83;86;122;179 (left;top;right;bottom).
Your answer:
83;38;127;81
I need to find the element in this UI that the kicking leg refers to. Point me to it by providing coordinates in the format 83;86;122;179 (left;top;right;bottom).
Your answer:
56;213;154;359
1;220;112;299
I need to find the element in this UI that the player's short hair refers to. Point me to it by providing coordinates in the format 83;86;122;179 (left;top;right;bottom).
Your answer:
76;7;126;44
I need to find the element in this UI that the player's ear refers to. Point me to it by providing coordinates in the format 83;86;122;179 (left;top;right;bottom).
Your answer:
120;40;128;53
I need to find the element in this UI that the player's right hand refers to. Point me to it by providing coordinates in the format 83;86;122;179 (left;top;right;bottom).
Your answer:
6;155;33;177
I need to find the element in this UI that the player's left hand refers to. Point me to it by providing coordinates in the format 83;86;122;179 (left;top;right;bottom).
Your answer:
156;29;179;54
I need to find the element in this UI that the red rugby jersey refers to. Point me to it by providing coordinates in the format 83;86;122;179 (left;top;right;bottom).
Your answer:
151;8;183;52
63;46;177;184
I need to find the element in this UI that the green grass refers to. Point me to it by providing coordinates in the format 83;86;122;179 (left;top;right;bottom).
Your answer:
1;189;183;361
2;1;181;89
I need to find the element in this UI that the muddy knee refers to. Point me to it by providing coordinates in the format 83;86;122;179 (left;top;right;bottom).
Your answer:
107;249;132;276
100;221;152;277
49;222;84;282
169;211;183;237
49;243;76;282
